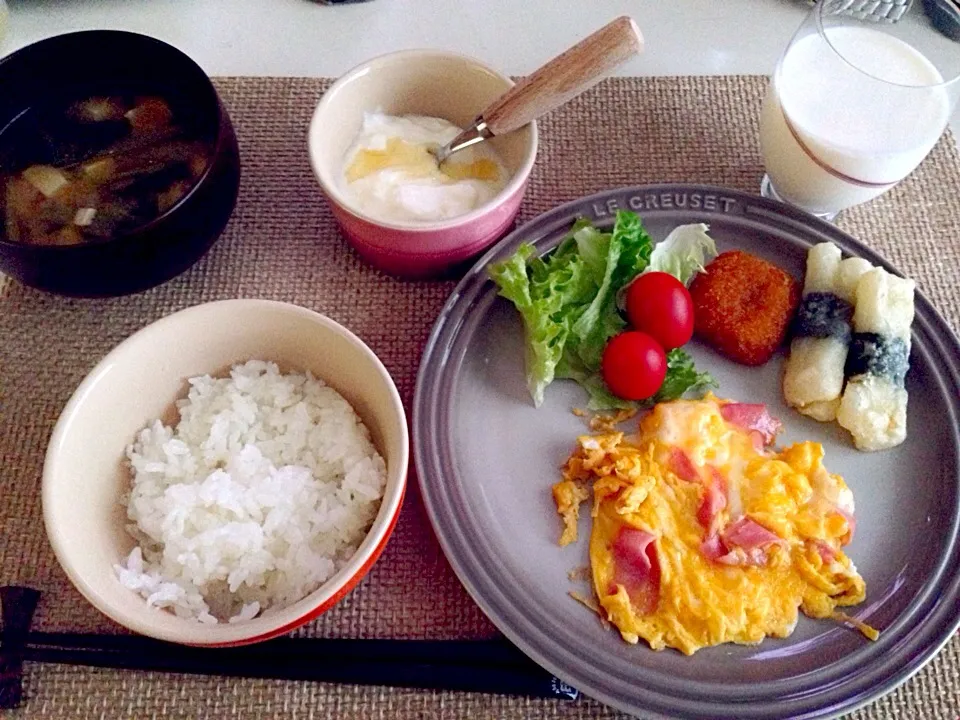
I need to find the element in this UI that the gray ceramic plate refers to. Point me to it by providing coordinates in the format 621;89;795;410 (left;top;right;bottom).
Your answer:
412;185;960;720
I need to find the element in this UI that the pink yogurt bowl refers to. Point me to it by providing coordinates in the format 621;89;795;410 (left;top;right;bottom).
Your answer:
308;50;538;278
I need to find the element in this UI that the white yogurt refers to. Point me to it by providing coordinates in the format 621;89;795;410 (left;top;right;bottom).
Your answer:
340;112;509;223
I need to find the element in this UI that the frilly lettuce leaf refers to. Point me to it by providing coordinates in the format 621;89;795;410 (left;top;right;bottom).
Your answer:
655;348;718;402
489;242;593;407
567;210;653;371
646;223;718;286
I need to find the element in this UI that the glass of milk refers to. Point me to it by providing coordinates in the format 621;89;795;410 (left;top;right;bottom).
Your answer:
759;0;960;219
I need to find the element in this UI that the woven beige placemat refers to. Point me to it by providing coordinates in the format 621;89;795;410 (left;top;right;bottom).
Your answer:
2;75;958;719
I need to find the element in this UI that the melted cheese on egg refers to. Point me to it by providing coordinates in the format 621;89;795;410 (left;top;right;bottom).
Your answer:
555;394;870;655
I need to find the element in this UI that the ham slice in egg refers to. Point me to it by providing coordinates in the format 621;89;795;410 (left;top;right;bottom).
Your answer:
668;448;700;483
702;517;784;567
700;534;768;567
612;527;661;614
720;403;783;446
697;468;727;534
815;540;838;564
716;546;769;567
699;533;726;561
723;517;782;549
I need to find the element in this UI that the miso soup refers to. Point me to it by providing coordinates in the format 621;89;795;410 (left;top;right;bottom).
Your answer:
1;95;213;247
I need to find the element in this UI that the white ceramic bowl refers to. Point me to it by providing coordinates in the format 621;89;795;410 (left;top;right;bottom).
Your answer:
42;299;408;646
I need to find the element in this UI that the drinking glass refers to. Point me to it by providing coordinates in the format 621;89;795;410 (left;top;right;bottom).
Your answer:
759;0;960;220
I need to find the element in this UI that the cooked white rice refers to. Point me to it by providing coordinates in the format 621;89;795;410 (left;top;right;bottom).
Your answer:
114;360;387;624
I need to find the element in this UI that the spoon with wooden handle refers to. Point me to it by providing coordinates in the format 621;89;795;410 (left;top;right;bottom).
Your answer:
430;15;644;165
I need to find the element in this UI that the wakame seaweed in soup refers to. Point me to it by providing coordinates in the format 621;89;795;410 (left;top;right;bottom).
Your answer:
1;95;212;247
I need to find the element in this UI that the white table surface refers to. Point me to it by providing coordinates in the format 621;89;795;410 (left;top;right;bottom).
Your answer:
3;0;808;79
2;0;958;160
8;0;957;130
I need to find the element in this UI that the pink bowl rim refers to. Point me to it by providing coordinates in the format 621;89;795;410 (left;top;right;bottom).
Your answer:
41;299;409;646
307;48;539;233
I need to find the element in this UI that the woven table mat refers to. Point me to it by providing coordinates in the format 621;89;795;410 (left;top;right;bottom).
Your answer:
2;75;959;719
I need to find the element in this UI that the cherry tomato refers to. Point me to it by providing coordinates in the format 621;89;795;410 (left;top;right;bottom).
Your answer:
625;271;694;350
601;331;667;401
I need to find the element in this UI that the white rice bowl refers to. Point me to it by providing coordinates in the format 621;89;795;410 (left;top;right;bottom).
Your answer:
114;359;387;624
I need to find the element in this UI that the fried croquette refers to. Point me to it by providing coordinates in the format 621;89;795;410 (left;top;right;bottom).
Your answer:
689;250;800;366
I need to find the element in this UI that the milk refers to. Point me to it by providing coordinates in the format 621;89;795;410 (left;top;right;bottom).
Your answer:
760;26;949;216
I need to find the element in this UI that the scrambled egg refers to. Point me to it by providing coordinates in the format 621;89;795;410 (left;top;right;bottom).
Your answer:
553;394;873;655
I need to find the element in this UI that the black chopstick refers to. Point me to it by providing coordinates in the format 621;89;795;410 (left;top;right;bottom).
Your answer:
25;631;531;666
14;632;579;701
0;587;40;709
1;585;579;706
